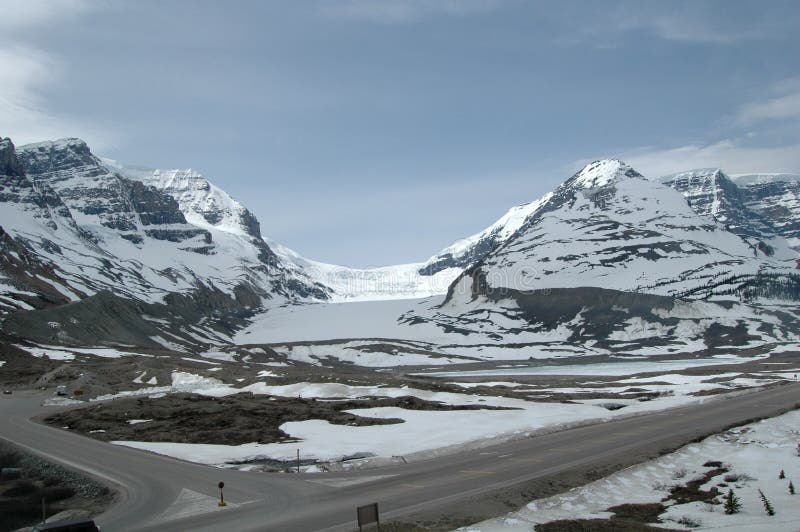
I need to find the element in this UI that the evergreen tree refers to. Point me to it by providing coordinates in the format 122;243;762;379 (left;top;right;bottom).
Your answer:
724;488;742;515
758;489;775;516
790;481;795;495
779;469;785;479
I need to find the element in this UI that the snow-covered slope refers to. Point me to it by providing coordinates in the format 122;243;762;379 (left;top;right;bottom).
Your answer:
419;193;554;276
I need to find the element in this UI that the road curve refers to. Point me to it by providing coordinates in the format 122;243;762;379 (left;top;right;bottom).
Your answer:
1;383;798;531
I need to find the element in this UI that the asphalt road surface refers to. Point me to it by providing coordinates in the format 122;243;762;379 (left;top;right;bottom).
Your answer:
1;383;798;531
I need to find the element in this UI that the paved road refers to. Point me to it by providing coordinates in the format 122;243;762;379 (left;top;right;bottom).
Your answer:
1;383;798;531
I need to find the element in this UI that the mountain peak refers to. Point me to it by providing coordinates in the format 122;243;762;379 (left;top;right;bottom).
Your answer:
660;168;729;185
569;159;642;189
19;137;90;153
18;137;97;174
730;172;800;186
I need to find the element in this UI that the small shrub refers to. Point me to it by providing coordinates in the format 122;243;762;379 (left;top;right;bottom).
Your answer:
653;481;673;491
724;473;754;483
673;468;688;480
723;489;742;515
704;461;723;468
758;489;775;516
677;516;702;527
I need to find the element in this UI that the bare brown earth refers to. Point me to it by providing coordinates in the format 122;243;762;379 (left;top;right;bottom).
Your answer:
43;393;515;448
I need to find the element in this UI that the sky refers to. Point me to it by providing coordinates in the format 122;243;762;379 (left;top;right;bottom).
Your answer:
2;0;799;267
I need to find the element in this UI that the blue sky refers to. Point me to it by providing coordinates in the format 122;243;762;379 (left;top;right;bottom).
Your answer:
2;0;799;266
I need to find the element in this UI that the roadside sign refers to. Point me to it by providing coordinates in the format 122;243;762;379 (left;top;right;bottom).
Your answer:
218;481;226;507
357;502;380;531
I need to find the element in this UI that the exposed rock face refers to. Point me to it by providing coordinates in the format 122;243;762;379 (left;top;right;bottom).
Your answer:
0;137;25;177
104;164;283;267
732;174;800;251
660;169;774;242
17;139;212;247
0;138;77;233
136;168;263;239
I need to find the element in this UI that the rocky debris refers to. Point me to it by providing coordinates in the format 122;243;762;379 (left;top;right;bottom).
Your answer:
13;509;93;532
2;282;263;348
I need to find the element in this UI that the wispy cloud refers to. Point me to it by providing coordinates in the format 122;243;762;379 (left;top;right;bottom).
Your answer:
557;3;791;48
614;11;740;45
599;139;800;178
0;0;92;33
318;0;505;24
0;0;114;148
736;77;800;126
568;75;800;178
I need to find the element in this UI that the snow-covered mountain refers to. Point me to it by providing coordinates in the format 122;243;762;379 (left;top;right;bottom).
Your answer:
449;160;795;298
0;137;328;348
403;160;800;351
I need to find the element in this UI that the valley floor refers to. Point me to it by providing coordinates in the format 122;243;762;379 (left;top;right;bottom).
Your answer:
23;346;800;472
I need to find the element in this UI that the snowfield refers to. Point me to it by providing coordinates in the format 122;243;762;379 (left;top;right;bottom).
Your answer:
235;295;800;365
463;409;800;531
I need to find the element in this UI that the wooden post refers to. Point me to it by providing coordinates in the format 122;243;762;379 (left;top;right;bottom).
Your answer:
297;449;300;473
